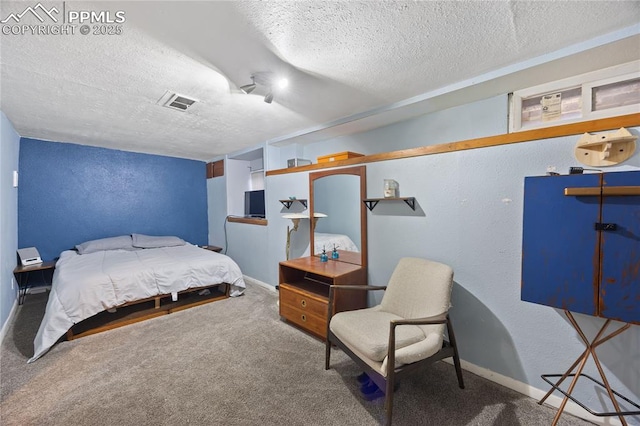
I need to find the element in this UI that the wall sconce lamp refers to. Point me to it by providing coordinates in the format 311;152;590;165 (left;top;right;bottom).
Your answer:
282;212;327;260
311;212;327;233
283;213;307;260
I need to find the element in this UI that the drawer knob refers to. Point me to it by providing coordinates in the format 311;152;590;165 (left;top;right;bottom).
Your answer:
301;314;307;322
300;299;307;308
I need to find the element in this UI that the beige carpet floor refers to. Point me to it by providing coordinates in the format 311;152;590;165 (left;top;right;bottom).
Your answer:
0;282;594;425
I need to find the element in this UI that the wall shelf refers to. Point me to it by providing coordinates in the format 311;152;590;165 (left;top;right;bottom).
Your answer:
279;199;308;209
266;114;640;177
363;197;416;211
227;216;267;226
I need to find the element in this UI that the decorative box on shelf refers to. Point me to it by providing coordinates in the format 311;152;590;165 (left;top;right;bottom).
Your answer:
287;158;312;168
317;151;364;163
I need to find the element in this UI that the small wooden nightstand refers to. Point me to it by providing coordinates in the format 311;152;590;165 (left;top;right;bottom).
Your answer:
13;261;56;305
200;245;223;253
278;256;367;340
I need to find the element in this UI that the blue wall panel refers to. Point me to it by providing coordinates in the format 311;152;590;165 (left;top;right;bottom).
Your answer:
522;171;640;324
521;174;601;316
18;139;208;261
599;170;640;324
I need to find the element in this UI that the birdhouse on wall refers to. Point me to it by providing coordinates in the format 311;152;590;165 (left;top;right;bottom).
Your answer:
574;127;637;167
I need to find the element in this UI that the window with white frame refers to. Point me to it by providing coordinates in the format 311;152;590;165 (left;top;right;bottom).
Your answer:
509;61;640;132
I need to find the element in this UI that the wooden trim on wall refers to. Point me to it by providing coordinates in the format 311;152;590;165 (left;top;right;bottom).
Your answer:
266;113;640;177
227;216;268;226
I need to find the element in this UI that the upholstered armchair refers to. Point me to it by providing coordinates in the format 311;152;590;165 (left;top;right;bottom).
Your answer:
325;257;464;425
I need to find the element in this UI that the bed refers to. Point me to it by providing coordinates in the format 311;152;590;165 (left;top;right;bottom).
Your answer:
29;234;246;363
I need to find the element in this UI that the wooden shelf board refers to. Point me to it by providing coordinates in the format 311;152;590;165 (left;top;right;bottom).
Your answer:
227;216;268;226
266;113;640;176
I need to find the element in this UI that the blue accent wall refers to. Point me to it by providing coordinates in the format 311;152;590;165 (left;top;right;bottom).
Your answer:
18;139;208;261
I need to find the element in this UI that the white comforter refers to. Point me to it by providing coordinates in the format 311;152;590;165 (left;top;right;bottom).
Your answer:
29;244;245;362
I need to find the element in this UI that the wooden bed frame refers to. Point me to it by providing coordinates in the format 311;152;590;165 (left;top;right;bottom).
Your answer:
65;282;230;340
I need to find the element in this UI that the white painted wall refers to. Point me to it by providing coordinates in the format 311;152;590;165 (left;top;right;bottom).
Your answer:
224;220;270;281
266;142;303;170
225;158;252;217
0;112;20;337
302;94;507;162
207;175;228;251
267;171;312;274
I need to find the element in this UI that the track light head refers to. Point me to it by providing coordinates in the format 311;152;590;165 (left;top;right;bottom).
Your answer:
240;73;283;103
240;77;256;94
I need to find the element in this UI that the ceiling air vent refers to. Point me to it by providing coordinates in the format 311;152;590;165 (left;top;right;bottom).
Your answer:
157;91;198;112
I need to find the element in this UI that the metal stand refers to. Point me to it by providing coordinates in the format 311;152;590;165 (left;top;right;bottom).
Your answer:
13;261;56;305
16;270;49;305
17;274;29;305
538;310;640;426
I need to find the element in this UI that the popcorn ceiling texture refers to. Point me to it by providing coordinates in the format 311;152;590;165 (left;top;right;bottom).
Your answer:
0;1;638;160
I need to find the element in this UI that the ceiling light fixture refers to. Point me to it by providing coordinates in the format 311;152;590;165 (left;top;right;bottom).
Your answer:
240;72;286;104
239;76;256;94
277;78;289;90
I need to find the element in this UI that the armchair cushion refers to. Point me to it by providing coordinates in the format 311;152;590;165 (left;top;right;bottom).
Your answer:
330;307;426;362
329;258;453;372
381;258;453;320
381;328;444;372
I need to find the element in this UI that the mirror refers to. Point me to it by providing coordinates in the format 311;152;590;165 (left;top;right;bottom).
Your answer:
309;166;367;266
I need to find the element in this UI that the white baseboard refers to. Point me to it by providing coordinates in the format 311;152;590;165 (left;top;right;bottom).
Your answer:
0;298;18;346
444;358;624;426
243;275;277;292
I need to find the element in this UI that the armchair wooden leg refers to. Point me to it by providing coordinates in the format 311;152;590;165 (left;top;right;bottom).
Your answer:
447;315;465;389
325;335;332;370
326;287;334;371
386;323;397;425
385;375;394;426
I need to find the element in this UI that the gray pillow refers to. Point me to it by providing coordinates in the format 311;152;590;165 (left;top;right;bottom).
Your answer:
76;235;134;255
131;234;186;249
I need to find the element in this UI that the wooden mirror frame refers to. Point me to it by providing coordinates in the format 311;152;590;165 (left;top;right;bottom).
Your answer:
309;165;367;267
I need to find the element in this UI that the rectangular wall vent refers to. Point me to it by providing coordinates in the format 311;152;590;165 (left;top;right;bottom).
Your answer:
157;91;198;112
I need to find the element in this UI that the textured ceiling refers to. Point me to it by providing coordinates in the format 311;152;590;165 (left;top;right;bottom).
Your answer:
1;1;639;161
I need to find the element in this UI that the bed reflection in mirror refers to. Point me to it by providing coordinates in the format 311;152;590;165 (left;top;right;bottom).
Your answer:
308;166;367;266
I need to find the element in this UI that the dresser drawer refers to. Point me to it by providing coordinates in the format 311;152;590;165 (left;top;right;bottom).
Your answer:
280;303;327;338
279;285;328;319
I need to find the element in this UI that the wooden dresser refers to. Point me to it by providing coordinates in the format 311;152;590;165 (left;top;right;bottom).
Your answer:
279;256;367;340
